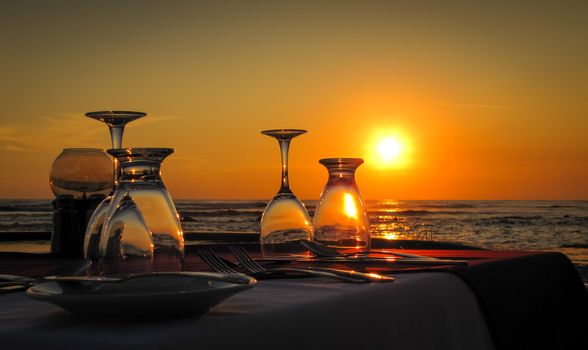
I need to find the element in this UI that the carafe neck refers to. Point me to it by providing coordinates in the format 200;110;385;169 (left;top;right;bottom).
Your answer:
107;148;173;184
119;160;163;183
320;158;363;184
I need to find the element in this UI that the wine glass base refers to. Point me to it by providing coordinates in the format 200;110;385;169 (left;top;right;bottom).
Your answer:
261;129;307;140
85;111;146;126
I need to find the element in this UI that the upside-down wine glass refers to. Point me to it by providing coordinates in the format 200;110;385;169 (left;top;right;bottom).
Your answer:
97;192;154;275
99;148;184;274
83;111;146;263
85;111;146;187
260;129;312;257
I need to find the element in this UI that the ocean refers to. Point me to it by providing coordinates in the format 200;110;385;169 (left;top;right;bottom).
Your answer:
1;199;586;269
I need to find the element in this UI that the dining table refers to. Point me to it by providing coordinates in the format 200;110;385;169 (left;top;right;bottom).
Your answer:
0;238;586;350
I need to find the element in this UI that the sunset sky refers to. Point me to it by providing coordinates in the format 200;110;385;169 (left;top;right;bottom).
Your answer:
0;1;586;200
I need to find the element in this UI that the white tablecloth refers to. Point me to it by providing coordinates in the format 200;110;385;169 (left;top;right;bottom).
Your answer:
0;272;494;350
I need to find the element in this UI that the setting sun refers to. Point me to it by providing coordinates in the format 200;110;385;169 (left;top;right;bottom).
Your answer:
377;137;403;163
366;129;412;169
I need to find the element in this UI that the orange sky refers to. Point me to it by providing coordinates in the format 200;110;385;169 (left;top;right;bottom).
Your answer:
0;1;587;199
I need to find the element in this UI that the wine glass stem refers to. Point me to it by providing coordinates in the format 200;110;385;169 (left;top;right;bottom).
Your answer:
279;139;291;194
108;125;125;188
109;126;124;149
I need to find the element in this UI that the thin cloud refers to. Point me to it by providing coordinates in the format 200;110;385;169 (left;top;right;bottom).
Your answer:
170;156;206;173
0;128;37;152
0;113;99;153
0;112;181;153
138;115;179;124
435;102;512;110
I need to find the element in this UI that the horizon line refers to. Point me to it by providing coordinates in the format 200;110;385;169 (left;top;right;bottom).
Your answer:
1;197;587;201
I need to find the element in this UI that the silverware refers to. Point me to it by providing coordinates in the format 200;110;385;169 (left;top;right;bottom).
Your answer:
301;240;436;260
0;260;94;294
198;247;382;283
230;246;393;283
0;274;35;284
0;282;30;294
0;274;35;294
299;241;468;265
255;256;468;265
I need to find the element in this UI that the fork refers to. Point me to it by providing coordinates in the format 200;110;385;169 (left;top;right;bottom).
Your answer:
229;246;394;283
197;248;380;283
198;248;242;274
300;240;437;260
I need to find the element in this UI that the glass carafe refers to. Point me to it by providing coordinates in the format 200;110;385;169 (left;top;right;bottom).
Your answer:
99;148;184;273
49;148;114;259
49;148;113;199
312;158;370;252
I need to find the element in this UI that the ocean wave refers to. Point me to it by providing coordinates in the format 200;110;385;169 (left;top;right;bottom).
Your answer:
0;222;51;231
421;204;476;209
469;217;539;226
368;209;469;217
0;204;52;212
179;209;263;218
369;217;409;225
181;216;259;224
176;202;268;210
368;202;476;209
499;215;543;220
465;216;588;228
540;205;578;208
560;243;588;248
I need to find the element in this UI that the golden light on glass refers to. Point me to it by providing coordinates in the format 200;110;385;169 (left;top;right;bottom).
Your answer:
343;193;358;219
313;158;370;251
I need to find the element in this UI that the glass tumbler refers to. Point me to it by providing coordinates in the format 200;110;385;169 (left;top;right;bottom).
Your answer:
99;148;184;273
50;148;114;199
312;158;370;252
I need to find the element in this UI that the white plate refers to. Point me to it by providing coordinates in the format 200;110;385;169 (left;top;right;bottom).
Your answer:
26;272;256;318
